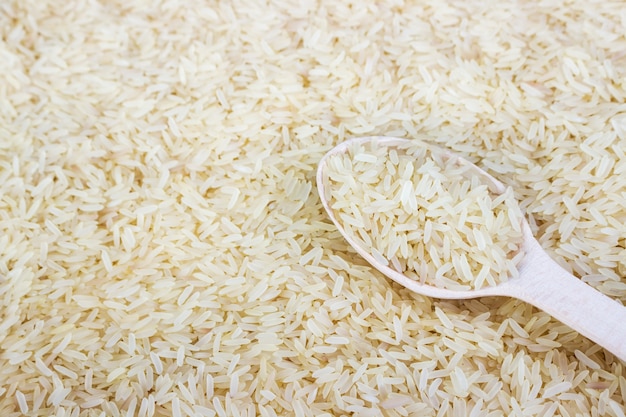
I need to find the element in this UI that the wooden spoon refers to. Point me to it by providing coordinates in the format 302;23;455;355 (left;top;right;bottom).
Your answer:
317;136;626;362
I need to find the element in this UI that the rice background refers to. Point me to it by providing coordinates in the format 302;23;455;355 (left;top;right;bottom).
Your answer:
1;0;625;416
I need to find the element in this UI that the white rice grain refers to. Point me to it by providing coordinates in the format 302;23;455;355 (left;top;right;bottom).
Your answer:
172;397;181;417
543;381;573;398
16;390;28;414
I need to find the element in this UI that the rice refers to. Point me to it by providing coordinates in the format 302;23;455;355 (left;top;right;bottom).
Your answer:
323;140;525;290
1;0;625;416
15;391;27;414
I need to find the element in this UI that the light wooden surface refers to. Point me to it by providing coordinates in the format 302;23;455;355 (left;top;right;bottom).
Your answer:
317;136;626;362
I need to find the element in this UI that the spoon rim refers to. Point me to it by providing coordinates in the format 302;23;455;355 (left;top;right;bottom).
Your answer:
316;135;529;300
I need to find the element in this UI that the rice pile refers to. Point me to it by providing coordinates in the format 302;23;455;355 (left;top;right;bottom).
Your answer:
323;140;525;290
1;0;626;416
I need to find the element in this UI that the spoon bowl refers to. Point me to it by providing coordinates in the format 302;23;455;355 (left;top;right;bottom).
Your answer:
317;136;626;362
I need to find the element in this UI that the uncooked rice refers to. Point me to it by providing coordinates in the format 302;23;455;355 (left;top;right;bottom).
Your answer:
323;140;525;290
1;0;626;416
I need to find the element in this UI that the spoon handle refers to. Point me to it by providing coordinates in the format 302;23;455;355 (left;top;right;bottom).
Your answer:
513;237;626;362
